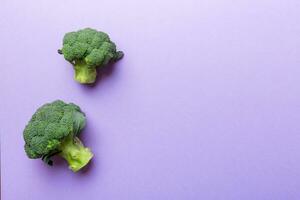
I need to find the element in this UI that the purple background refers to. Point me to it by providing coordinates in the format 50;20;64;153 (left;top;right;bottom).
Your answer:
1;0;300;199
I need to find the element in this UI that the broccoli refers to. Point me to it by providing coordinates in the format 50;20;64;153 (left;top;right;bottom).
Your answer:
58;28;124;84
23;100;93;172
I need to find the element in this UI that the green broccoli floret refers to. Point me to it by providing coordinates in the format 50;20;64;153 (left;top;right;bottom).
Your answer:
23;100;93;172
58;28;124;84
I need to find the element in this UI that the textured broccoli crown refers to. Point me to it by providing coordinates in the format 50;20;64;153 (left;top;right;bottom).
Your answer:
59;28;124;84
23;100;86;159
61;28;123;67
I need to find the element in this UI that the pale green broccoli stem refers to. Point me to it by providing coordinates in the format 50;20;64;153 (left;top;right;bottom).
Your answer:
74;60;97;84
59;136;93;172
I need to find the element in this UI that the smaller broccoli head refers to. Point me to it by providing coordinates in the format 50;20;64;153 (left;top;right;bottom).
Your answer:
59;28;124;84
23;100;93;172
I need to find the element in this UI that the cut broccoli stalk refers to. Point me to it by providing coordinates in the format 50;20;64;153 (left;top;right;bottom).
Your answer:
59;136;93;172
74;60;97;84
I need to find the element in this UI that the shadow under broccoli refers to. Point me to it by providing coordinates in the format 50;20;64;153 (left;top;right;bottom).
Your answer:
58;28;124;84
23;100;93;172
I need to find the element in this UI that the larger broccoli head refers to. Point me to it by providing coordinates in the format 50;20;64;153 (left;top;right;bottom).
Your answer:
23;100;93;172
58;28;124;84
